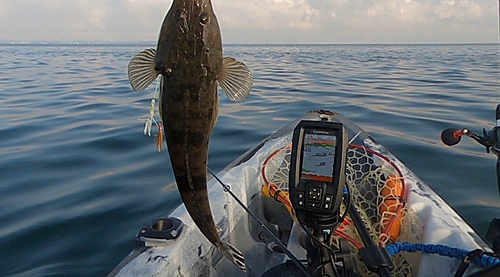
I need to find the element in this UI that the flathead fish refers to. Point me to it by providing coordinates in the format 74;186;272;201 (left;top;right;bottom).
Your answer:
127;0;252;272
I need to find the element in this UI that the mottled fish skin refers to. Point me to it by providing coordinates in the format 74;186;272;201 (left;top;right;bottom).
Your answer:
155;0;245;271
127;0;251;270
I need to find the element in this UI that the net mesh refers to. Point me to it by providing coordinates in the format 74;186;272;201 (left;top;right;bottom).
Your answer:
261;143;423;277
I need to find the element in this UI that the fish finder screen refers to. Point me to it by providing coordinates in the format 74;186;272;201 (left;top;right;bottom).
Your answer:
301;130;337;183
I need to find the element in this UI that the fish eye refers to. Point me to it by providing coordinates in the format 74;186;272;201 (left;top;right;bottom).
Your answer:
199;13;209;25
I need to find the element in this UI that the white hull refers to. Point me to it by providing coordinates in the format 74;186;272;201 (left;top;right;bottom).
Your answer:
109;111;492;277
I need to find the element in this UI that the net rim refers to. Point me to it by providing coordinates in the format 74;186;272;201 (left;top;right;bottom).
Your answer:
261;144;292;187
260;143;409;246
261;143;407;199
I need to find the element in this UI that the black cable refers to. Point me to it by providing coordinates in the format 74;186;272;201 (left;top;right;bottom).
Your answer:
313;259;336;277
340;183;352;231
328;232;341;277
299;222;336;255
299;186;352;277
309;232;340;277
299;185;352;256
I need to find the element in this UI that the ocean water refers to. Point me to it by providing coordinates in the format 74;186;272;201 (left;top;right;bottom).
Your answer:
0;43;498;276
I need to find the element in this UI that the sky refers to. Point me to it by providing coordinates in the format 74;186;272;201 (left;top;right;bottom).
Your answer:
0;0;498;44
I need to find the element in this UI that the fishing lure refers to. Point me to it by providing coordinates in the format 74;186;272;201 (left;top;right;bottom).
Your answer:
143;75;163;152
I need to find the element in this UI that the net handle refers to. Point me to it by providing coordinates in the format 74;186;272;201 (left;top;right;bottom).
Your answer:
347;144;408;246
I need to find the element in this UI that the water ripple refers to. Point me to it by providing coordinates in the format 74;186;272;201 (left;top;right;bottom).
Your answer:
0;43;498;276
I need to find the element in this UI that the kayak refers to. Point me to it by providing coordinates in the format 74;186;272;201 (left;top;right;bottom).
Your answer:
108;110;497;277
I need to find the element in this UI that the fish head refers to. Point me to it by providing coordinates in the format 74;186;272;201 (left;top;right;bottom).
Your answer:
155;0;223;76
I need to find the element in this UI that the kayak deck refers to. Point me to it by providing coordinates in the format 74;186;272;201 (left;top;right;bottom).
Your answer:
110;110;491;277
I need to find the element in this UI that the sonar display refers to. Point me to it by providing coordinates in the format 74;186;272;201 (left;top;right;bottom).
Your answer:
301;132;337;182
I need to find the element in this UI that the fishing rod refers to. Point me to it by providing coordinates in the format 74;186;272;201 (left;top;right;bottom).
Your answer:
207;167;313;277
440;104;500;196
209;164;357;277
440;104;500;255
211;107;500;276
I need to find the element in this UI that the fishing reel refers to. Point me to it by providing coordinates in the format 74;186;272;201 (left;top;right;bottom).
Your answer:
440;104;500;195
440;104;500;255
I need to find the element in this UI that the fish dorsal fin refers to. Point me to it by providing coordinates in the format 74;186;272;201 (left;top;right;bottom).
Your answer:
128;48;159;92
218;57;253;102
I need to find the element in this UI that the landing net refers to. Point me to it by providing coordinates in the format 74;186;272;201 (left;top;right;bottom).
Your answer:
261;143;423;277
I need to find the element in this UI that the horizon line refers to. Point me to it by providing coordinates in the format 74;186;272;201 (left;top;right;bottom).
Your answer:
0;41;498;46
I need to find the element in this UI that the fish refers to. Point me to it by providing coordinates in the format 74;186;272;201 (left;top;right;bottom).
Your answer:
127;0;252;272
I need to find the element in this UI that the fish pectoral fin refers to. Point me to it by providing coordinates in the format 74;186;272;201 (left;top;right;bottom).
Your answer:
218;57;253;102
128;48;159;92
221;242;246;272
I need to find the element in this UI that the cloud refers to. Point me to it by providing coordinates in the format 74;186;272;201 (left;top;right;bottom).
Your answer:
0;0;497;43
218;0;498;43
216;0;320;30
0;0;169;42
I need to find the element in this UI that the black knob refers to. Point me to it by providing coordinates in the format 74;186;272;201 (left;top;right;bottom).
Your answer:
441;128;462;146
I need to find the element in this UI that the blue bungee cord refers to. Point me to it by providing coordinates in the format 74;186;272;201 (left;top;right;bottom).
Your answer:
386;242;500;268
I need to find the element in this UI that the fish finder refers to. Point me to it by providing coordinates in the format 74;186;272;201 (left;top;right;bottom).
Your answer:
289;120;348;229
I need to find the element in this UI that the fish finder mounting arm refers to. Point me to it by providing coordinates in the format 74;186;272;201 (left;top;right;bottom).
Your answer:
287;120;393;277
289;120;350;277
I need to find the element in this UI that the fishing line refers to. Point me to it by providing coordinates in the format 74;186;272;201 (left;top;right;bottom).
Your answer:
207;167;312;277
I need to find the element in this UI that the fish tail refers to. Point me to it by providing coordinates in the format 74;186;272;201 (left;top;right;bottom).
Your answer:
220;241;246;272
